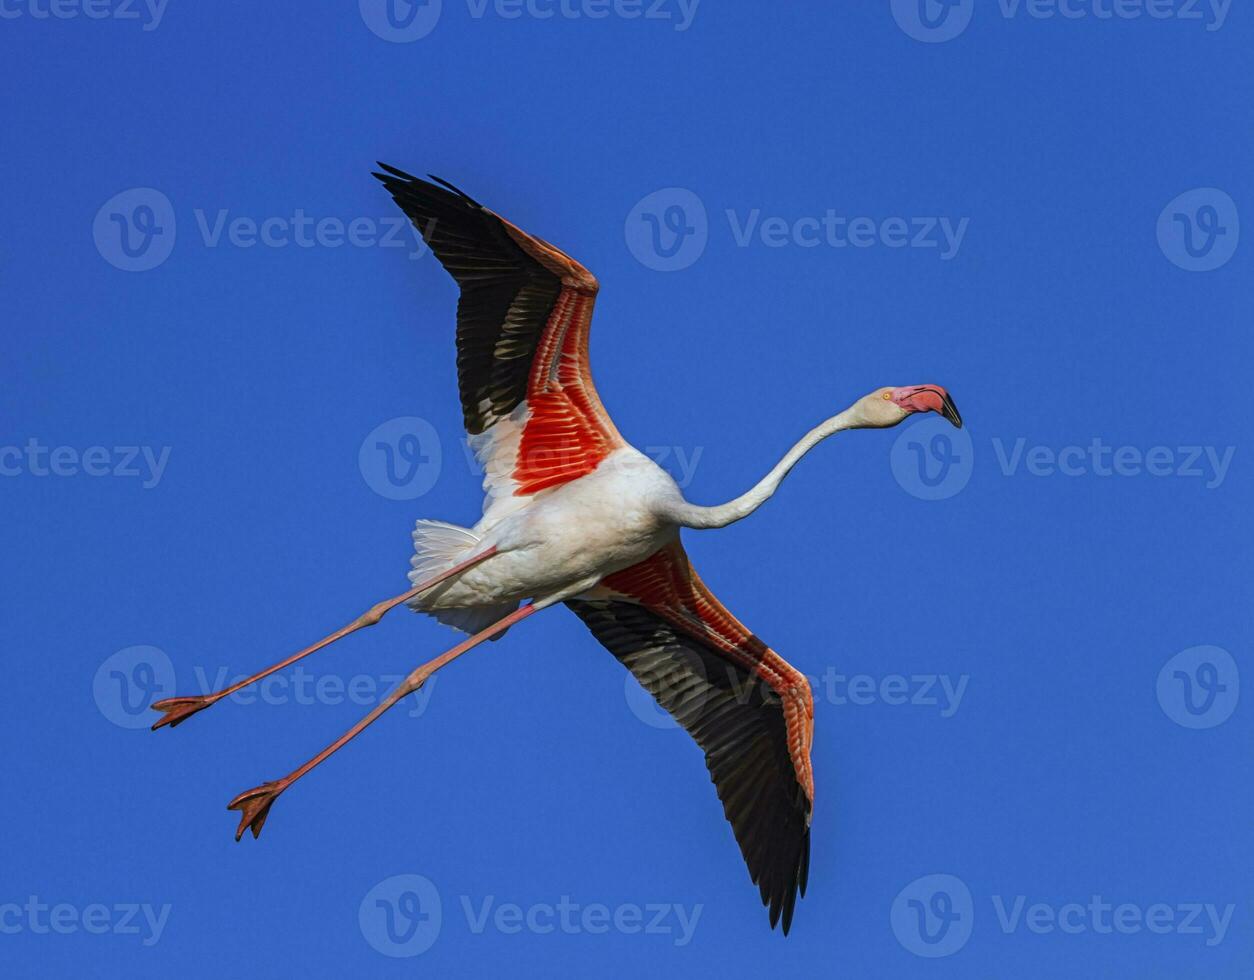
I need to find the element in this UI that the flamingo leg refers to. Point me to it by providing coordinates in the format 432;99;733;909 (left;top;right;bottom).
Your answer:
226;601;538;840
150;547;498;731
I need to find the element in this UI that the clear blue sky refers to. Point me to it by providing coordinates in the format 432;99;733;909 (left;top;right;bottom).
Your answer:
2;3;1251;977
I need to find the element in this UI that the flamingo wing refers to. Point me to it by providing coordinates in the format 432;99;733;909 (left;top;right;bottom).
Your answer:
374;164;624;507
567;541;815;934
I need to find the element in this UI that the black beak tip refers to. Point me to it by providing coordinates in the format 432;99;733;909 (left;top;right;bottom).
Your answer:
942;394;963;429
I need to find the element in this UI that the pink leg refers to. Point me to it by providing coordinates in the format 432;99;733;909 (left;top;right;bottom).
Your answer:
227;602;538;841
150;548;498;731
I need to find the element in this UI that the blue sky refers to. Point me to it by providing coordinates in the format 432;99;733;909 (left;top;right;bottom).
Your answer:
2;2;1251;977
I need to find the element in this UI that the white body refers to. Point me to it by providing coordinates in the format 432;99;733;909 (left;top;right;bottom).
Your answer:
414;445;686;615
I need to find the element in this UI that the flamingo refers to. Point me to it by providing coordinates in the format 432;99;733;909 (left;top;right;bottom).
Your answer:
150;164;962;935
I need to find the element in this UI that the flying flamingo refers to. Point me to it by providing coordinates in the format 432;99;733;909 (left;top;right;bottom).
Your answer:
150;164;962;934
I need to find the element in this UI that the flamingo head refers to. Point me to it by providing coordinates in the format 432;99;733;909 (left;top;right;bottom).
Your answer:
857;385;963;429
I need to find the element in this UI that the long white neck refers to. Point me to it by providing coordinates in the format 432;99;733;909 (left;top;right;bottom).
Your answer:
666;406;862;530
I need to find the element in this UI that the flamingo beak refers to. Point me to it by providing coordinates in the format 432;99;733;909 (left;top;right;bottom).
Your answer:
894;386;963;429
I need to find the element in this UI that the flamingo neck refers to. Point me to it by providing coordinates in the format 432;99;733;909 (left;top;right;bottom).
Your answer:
669;407;861;530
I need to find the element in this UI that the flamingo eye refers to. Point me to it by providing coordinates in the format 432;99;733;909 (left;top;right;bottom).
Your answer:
882;392;892;400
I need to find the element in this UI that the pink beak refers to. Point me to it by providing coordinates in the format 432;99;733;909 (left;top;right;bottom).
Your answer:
892;386;963;428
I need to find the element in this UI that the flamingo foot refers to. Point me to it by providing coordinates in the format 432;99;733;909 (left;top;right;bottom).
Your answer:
150;694;218;731
227;780;287;841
